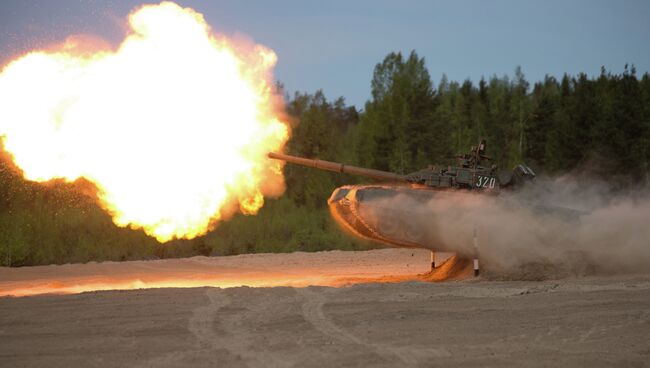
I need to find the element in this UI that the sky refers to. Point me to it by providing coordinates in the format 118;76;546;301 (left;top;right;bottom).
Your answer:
0;0;648;108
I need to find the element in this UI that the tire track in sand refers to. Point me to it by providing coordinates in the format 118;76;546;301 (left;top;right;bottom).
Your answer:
297;287;450;366
186;288;285;368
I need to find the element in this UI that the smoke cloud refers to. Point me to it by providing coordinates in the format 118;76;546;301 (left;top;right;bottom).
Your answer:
364;178;650;279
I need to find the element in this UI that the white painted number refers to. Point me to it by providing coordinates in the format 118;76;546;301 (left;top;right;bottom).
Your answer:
476;176;496;189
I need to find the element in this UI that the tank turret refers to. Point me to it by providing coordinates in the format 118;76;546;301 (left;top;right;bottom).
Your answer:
268;139;535;192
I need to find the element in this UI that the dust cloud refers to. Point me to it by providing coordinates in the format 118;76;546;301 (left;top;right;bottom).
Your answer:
366;177;650;279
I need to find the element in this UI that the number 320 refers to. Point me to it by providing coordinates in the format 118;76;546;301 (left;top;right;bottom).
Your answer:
476;176;496;189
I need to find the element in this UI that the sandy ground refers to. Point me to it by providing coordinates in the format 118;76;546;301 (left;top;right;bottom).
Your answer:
1;249;649;367
0;249;435;297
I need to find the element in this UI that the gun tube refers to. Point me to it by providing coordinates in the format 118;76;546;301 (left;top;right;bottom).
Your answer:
268;152;406;182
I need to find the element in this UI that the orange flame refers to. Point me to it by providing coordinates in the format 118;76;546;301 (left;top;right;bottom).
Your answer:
0;2;289;242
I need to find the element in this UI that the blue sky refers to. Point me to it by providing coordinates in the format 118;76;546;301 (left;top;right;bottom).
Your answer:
1;0;648;108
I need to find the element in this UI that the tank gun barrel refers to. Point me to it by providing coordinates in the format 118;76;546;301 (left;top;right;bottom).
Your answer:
268;152;406;182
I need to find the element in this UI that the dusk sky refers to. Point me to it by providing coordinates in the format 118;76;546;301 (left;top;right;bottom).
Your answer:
0;0;648;108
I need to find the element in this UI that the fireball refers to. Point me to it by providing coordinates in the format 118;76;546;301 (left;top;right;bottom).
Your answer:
0;2;289;242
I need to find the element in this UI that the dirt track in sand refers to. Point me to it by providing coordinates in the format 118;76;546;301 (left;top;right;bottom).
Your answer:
1;249;649;367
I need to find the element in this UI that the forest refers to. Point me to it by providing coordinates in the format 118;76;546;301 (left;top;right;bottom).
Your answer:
1;50;649;266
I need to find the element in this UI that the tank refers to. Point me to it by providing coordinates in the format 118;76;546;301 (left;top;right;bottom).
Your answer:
268;140;548;253
269;140;536;193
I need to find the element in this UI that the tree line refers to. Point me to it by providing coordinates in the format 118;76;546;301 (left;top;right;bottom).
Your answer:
345;52;648;181
1;50;648;266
